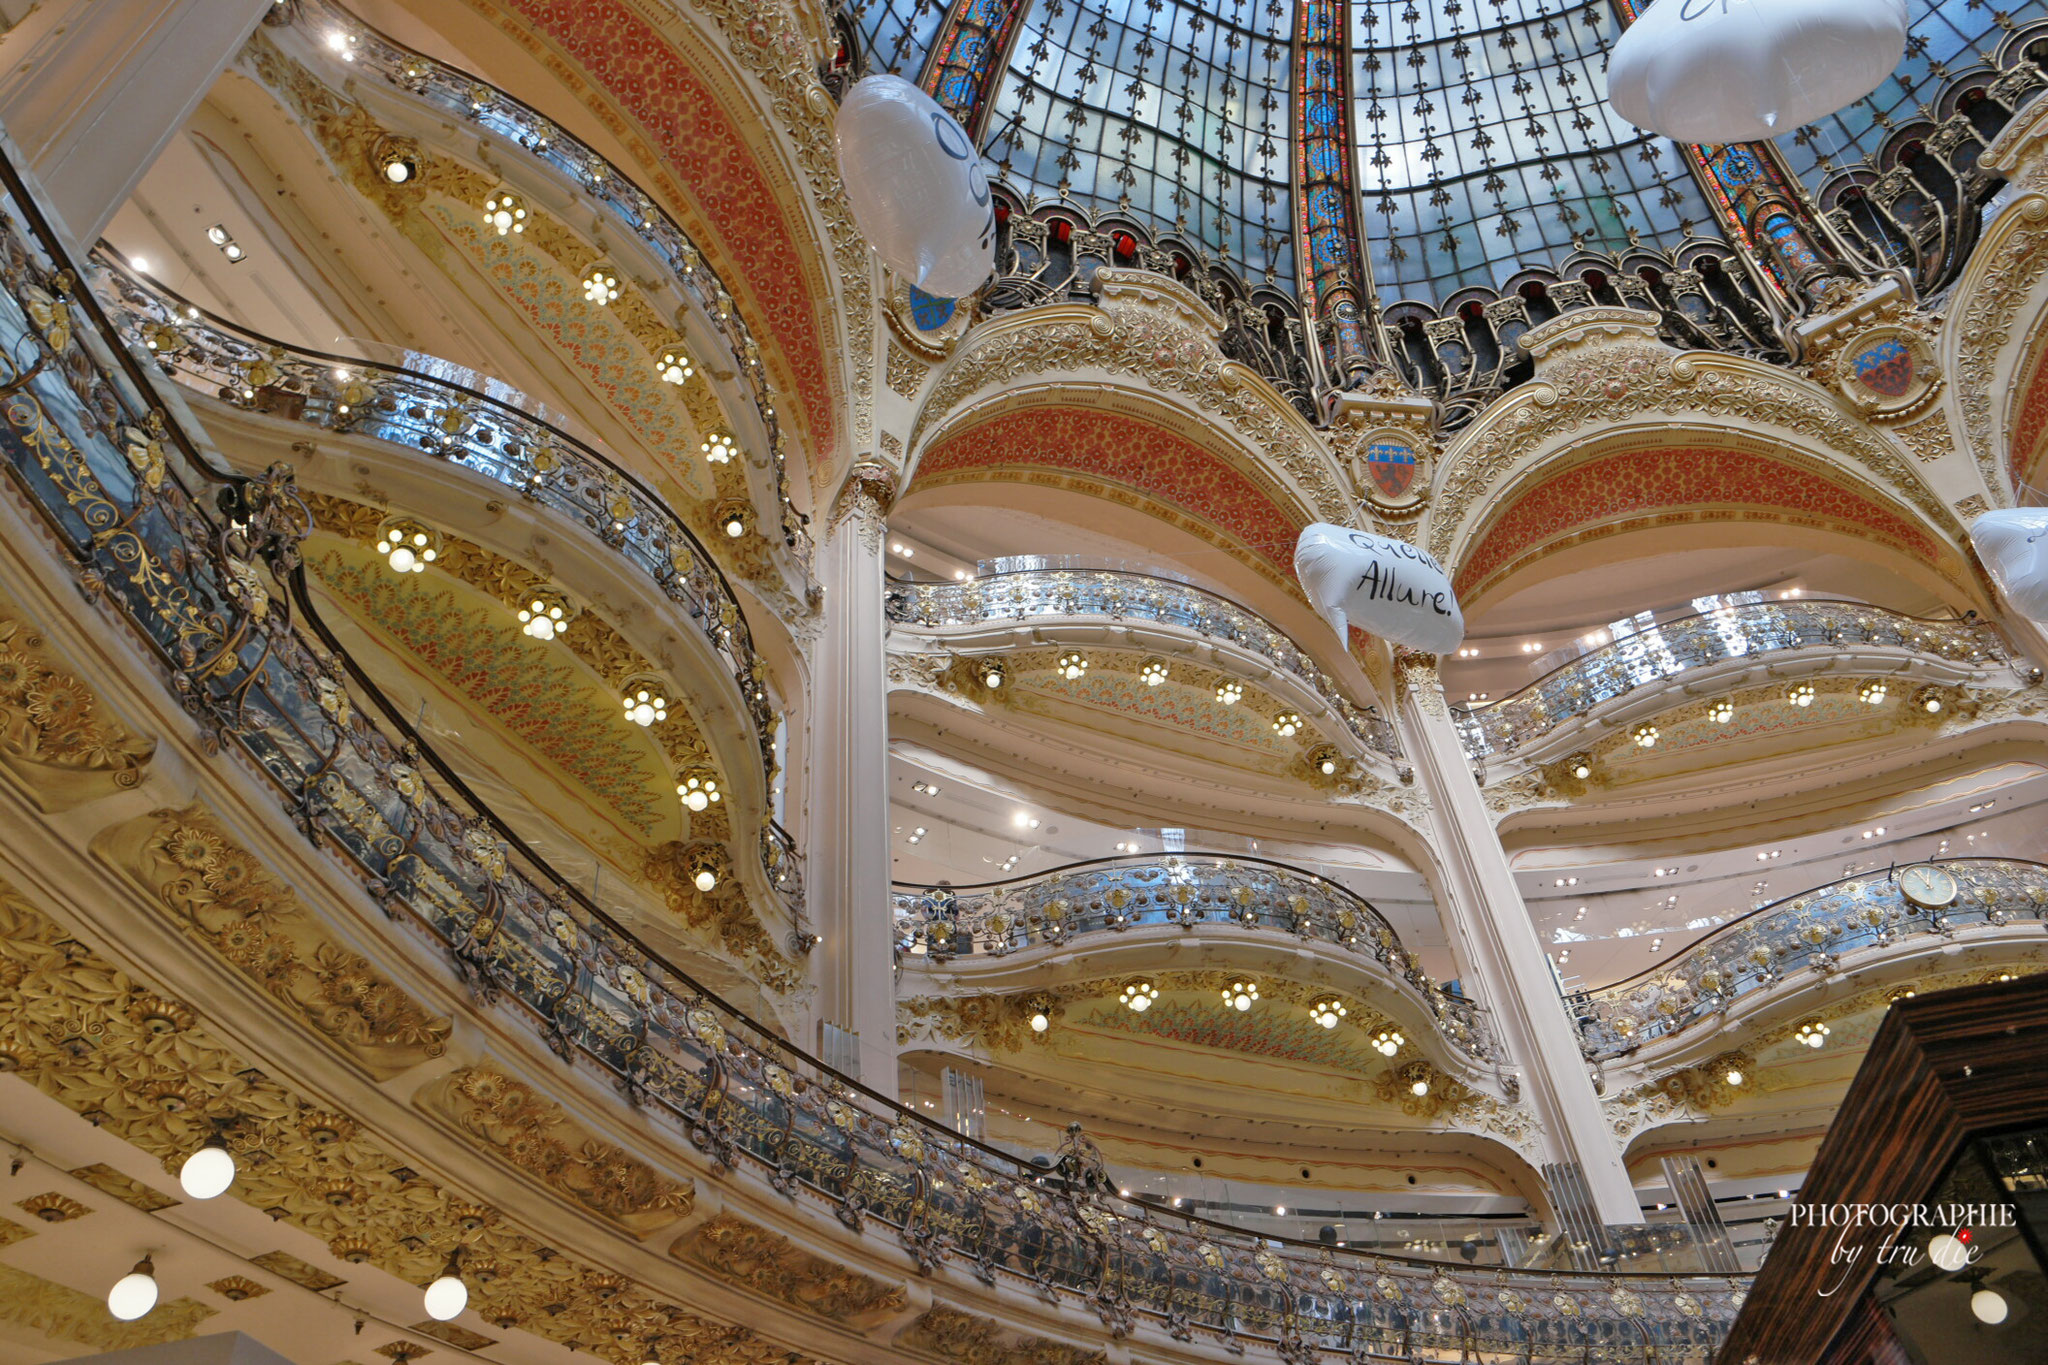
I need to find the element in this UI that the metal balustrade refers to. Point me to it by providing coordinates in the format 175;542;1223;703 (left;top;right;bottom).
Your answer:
0;147;1742;1362
893;854;1499;1065
1454;599;2004;764
94;261;805;913
1575;859;2048;1060
887;568;1404;763
272;0;812;563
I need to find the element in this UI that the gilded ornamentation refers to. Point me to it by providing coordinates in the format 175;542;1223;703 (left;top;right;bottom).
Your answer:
642;841;805;993
1889;410;1957;462
15;1192;90;1223
897;1305;1107;1365
1799;285;1945;422
0;606;154;808
0;1262;214;1349
670;1212;907;1321
886;341;928;398
96;808;452;1079
416;1065;694;1235
206;1276;270;1302
68;1163;178;1212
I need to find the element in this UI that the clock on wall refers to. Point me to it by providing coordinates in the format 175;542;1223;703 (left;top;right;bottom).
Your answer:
1898;863;1959;911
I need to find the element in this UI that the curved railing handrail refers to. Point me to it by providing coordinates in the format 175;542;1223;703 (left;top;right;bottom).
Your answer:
1575;858;2048;1060
0;151;1740;1358
887;567;1404;762
277;0;812;562
1454;598;2005;761
893;855;1501;1066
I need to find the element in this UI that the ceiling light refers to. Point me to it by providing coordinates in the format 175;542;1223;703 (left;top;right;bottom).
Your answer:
689;850;722;893
1557;950;1570;963
1410;1079;1429;1097
1574;906;1586;919
1725;1067;1745;1087
954;569;970;581
423;1248;467;1321
700;431;736;462
518;595;567;640
1928;1233;1968;1272
1915;687;1945;713
374;520;436;574
206;225;229;245
1309;998;1347;1028
1221;980;1258;1012
979;660;1006;689
1567;753;1592;779
1139;658;1169;686
482;191;528;235
1708;699;1734;724
1056;651;1088;680
1632;723;1659;748
1215;680;1243;704
623;686;668;727
1271;711;1302;737
658;350;695;385
677;772;721;811
178;1134;236;1199
718;502;748;538
107;1257;158;1321
1858;681;1887;705
582;265;621;305
1971;1286;2008;1325
1796;1019;1830;1049
1119;979;1158;1013
131;256;150;274
1371;1028;1404;1057
1787;683;1815;708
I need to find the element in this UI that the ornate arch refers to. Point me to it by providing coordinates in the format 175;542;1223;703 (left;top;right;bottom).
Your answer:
450;0;857;462
908;393;1312;585
1453;440;1953;605
1954;97;2048;503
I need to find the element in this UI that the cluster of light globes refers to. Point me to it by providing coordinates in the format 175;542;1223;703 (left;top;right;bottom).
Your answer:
582;265;620;305
518;597;567;640
677;772;721;812
1631;723;1659;749
657;349;694;385
375;525;435;575
1220;980;1259;1012
700;431;736;464
482;191;528;236
1056;651;1088;681
622;686;669;727
1795;1018;1831;1049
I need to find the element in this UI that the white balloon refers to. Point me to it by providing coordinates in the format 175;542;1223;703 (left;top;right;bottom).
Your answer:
1607;0;1907;146
835;76;994;299
1970;508;2048;622
1294;524;1465;655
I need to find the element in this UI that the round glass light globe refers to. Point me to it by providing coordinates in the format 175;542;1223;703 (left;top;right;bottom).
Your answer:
108;1269;159;1321
179;1143;236;1199
693;869;718;893
387;545;417;573
1410;1080;1429;1097
423;1273;468;1321
1030;1013;1049;1033
1927;1233;1968;1272
1972;1287;2008;1325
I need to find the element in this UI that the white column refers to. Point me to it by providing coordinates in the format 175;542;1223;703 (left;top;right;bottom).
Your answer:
1395;650;1638;1226
0;0;272;248
804;464;899;1092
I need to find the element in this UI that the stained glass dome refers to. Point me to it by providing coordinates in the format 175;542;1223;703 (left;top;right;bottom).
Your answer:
845;0;2041;307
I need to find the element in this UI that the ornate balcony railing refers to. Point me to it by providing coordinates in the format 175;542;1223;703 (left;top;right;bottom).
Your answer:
1574;859;2048;1060
886;568;1403;763
893;854;1499;1065
92;262;806;910
1455;599;2004;764
271;0;812;563
0;152;1741;1362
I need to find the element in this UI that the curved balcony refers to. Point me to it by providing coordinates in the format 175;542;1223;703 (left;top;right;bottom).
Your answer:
1576;859;2048;1061
94;263;804;908
0;151;1741;1361
279;0;809;557
887;568;1403;763
1456;599;2007;766
893;854;1499;1066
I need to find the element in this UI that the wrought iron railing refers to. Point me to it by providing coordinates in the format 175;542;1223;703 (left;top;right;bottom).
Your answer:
0;150;1741;1360
267;0;812;563
886;568;1403;763
1574;859;2048;1060
94;261;807;911
1454;599;2003;763
893;854;1498;1065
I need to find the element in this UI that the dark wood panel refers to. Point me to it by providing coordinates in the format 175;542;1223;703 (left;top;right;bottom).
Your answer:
1717;974;2048;1364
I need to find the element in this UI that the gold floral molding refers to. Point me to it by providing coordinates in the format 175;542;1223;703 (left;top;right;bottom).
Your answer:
1956;99;2048;500
91;807;452;1080
670;1212;908;1323
69;1162;179;1212
0;879;809;1364
899;1305;1106;1365
415;1064;694;1237
643;840;805;995
0;606;155;810
886;341;929;399
0;1261;214;1351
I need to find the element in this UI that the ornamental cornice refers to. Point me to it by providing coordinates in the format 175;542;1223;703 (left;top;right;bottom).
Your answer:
1429;336;1965;570
1951;195;2048;501
911;293;1353;525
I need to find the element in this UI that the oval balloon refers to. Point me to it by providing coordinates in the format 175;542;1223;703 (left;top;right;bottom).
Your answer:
834;75;994;299
1295;524;1465;655
1607;0;1907;146
1970;508;2048;623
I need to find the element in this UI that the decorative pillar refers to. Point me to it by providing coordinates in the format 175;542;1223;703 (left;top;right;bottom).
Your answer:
1394;649;1638;1226
804;461;900;1091
0;0;273;249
